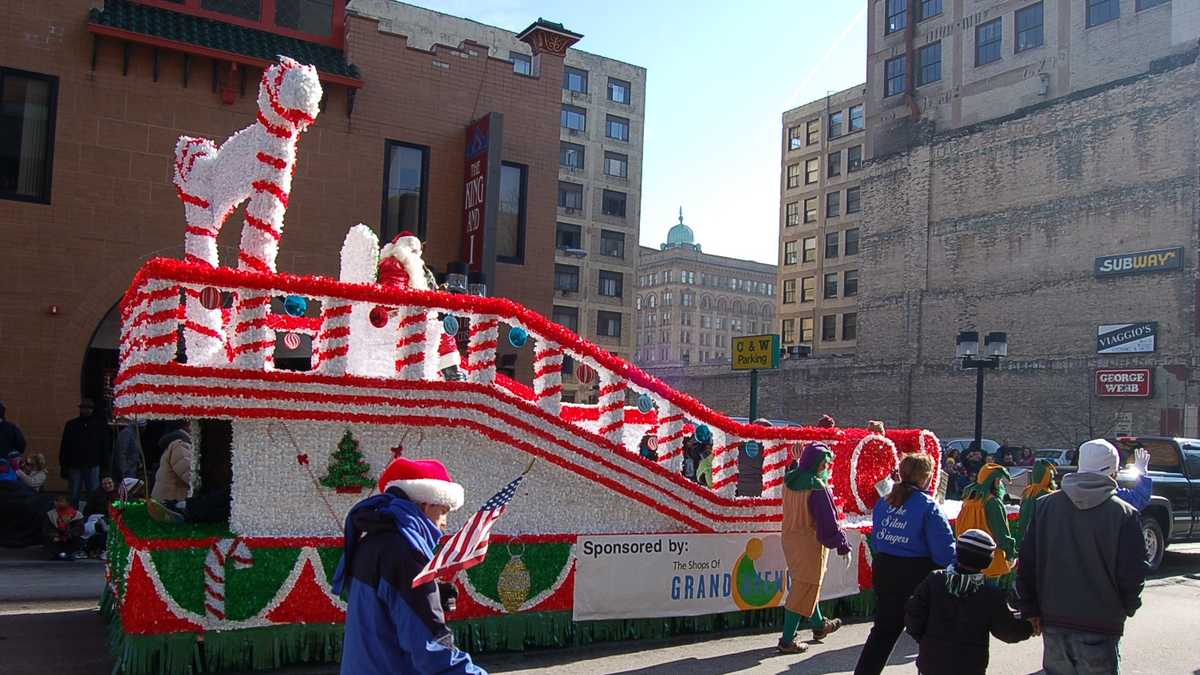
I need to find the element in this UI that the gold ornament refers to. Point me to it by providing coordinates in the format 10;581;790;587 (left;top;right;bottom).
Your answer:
497;553;530;614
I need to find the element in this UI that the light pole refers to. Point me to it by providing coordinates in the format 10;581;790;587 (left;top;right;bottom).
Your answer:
956;331;1008;454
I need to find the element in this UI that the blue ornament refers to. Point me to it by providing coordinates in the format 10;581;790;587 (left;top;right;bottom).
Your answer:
508;326;529;348
283;295;308;317
743;441;762;458
443;315;459;336
637;394;654;414
694;424;712;444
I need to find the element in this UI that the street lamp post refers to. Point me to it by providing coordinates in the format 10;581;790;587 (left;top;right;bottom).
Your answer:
956;331;1008;454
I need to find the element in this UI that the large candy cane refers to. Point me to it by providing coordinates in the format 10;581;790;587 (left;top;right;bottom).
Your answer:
203;537;254;624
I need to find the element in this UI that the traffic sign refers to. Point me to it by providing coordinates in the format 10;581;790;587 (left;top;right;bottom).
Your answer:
732;334;780;371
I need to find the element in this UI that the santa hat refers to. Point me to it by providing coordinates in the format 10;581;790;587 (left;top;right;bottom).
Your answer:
380;231;420;258
377;457;465;511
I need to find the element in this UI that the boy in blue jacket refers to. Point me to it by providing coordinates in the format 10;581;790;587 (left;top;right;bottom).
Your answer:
333;456;485;675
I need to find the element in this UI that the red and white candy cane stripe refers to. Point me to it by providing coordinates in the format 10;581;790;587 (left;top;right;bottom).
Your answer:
119;282;181;367
315;301;352;375
204;537;253;623
596;370;627;444
760;443;794;497
657;404;686;470
466;316;499;385
231;293;275;369
532;342;564;415
710;432;740;496
394;307;429;379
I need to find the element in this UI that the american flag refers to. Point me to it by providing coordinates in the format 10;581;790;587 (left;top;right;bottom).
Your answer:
411;473;525;588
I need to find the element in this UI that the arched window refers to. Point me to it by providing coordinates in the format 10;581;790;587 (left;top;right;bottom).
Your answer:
733;300;743;315
717;297;727;313
636;295;642;311
762;305;772;319
648;295;657;308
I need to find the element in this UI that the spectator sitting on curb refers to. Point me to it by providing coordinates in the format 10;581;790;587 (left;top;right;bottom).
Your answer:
45;495;85;561
14;452;47;491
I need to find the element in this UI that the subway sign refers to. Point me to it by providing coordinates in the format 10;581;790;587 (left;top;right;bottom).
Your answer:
1094;247;1184;277
1095;369;1152;398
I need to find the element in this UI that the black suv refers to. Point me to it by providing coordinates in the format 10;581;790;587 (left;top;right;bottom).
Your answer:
1108;437;1200;570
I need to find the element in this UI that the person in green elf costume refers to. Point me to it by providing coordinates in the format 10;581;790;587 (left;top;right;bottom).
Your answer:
1014;459;1056;545
953;463;1015;580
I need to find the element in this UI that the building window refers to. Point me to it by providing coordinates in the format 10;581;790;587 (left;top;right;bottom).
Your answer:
607;77;631;104
602;189;627;217
806;120;820;145
803;237;817;263
845;228;860;256
844;270;859;297
788;125;803;151
801;317;814;343
824;273;838;299
801;277;815;303
847;145;863;172
382;140;429;241
1137;0;1169;9
560;141;585;169
804;197;818;223
805;158;819;184
510;51;531;75
599;270;623;298
1016;3;1044;52
555;264;580;292
917;41;942;86
849;104;864;132
786;201;800;226
0;67;57;203
843;312;858;340
782;318;796;345
606;115;630;141
1087;0;1120;26
496;162;526;263
558;181;584;210
828;150;842;177
563;66;588;93
885;55;906;97
976;18;1002;66
556;222;582;250
275;0;333;36
826;191;841;218
783;279;796;304
597;311;622;338
600;230;625;258
919;0;942;20
821;315;837;342
784;240;798;265
553;306;578;332
787;163;801;189
825;232;839;259
846;186;862;214
829;110;844;138
604;151;629;178
561;105;586;131
203;0;261;20
886;0;907;34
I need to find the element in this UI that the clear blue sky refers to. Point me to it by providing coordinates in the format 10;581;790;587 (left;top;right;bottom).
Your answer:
402;0;868;264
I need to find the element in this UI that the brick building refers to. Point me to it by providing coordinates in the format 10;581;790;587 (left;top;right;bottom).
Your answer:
0;0;618;478
635;213;777;369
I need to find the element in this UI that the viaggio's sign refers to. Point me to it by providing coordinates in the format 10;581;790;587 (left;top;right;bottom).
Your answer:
1096;322;1157;354
1094;247;1183;277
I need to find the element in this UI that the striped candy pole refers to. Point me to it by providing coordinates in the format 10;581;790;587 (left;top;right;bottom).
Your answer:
316;301;352;375
174;136;227;367
394;307;429;379
119;281;182;368
466;315;500;385
596;370;627;444
203;538;253;624
760;443;793;497
656;403;686;471
532;341;564;414
231;293;275;369
709;431;741;496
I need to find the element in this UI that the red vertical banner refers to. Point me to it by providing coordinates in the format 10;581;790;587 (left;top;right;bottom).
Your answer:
462;116;491;272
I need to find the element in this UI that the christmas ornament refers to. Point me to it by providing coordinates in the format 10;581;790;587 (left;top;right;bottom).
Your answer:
369;306;390;328
637;394;654;414
496;543;531;613
199;287;222;310
283;332;301;350
443;314;459;336
318;430;374;493
575;363;596;384
508;326;529;348
694;424;712;444
283;295;308;317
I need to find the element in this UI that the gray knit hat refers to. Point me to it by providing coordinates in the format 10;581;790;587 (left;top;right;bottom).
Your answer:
956;529;996;572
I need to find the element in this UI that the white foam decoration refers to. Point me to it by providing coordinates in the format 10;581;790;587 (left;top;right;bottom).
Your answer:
121;281;181;367
327;225;379;376
532;340;564;415
465;314;499;385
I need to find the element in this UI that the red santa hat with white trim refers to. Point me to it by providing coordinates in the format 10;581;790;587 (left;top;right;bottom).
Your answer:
377;457;465;510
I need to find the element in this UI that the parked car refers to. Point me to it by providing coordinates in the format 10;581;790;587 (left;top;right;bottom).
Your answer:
1034;448;1074;466
941;438;1000;458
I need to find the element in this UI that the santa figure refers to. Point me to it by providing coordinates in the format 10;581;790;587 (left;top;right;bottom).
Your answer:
377;231;463;380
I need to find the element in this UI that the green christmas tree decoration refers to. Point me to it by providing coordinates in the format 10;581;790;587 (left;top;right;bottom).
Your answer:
319;430;375;492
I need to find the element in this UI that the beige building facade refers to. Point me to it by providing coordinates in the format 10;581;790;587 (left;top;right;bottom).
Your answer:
636;216;777;368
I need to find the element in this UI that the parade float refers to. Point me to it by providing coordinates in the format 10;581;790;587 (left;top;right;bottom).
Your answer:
104;57;945;673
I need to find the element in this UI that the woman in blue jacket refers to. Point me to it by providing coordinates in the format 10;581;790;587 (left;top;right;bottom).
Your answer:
854;453;955;675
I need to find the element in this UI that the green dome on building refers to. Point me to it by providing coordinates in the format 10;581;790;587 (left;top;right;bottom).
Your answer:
662;207;700;251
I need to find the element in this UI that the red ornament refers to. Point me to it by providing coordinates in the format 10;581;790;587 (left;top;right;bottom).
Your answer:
369;306;390;328
575;363;596;385
283;332;301;350
297;454;309;465
199;286;222;310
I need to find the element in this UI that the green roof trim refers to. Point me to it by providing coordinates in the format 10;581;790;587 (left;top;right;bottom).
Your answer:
88;0;359;80
516;17;583;41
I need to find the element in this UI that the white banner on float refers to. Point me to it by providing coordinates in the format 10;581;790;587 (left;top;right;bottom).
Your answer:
572;530;862;621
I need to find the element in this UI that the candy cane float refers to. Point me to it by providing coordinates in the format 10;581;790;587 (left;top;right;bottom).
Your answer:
204;537;254;624
172;56;322;366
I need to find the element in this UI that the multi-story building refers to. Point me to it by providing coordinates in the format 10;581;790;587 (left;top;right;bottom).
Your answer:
777;85;868;354
866;0;1199;155
353;1;647;401
635;214;777;368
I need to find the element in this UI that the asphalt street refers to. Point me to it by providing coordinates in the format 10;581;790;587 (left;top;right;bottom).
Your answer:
1;544;1197;674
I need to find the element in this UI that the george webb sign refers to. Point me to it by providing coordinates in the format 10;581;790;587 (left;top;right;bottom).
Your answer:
1095;369;1152;398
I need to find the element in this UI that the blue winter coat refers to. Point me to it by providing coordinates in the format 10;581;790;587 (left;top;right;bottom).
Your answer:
872;489;956;568
333;489;485;675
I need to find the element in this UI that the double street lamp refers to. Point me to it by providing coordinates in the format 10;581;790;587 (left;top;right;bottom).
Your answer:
956;331;1009;456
